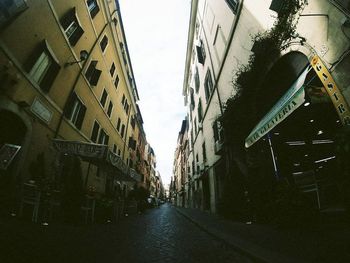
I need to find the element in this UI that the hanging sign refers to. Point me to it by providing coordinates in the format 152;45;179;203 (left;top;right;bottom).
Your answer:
245;67;309;148
310;55;350;125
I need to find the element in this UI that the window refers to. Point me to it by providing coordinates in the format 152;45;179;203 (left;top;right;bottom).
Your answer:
116;117;121;131
131;116;136;129
0;0;27;27
121;94;125;105
65;92;86;130
113;144;117;154
225;0;239;13
198;99;203;123
60;8;84;46
107;101;113;117
110;62;115;77
196;39;206;65
202;142;207;162
204;69;214;102
124;101;129;113
85;60;101;86
100;89;108;107
118;149;121;156
190;88;195;110
114;75;119;89
100;35;108;53
213;120;224;142
121;124;125;138
91;121;100;142
98;129;109;145
87;0;99;18
194;117;197;135
194;66;200;93
25;41;60;93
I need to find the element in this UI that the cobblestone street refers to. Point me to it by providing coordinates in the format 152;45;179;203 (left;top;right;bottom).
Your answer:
0;204;253;263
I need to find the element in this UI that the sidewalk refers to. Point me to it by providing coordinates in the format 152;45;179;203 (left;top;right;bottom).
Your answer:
176;206;350;263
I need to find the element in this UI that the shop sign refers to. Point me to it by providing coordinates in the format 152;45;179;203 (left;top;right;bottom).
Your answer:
52;140;106;159
245;68;309;148
0;144;21;170
310;55;350;125
30;97;53;124
107;151;128;174
129;168;142;182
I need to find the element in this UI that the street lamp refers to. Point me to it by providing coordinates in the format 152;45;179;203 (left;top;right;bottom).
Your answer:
64;50;89;67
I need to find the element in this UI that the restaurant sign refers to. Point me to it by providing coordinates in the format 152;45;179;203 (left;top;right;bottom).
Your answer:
52;140;106;159
310;55;350;125
245;67;309;148
107;151;129;174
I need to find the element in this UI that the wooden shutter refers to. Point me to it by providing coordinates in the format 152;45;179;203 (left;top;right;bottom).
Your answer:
23;41;45;72
64;92;77;118
40;60;60;93
60;8;75;29
69;26;84;46
90;68;101;86
196;45;204;64
91;121;100;142
75;104;86;130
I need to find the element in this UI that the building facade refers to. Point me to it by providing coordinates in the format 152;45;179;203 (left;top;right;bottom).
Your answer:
177;0;350;220
0;0;158;209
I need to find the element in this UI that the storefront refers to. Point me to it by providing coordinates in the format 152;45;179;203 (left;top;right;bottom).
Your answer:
245;55;350;211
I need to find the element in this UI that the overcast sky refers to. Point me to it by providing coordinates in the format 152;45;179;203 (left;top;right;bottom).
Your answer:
118;0;191;187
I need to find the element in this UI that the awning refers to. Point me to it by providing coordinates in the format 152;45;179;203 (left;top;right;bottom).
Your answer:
245;67;309;148
52;139;142;182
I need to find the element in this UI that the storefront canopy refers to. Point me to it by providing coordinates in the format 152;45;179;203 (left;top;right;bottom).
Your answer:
245;67;310;148
52;139;141;182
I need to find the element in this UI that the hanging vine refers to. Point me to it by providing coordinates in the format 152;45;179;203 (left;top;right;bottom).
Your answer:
222;0;308;145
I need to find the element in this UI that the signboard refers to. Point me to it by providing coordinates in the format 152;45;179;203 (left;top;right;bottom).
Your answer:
0;144;21;170
107;151;128;174
245;67;309;148
310;55;350;125
52;140;106;159
30;97;53;124
129;168;142;182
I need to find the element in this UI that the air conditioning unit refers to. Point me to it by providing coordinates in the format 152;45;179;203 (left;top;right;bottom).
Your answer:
214;140;224;155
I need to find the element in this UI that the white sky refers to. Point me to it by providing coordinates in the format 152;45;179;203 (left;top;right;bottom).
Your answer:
118;0;191;187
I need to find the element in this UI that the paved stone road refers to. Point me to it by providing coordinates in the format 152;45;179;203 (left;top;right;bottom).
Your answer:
0;203;253;263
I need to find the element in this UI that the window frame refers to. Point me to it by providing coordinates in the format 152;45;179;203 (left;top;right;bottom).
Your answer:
60;8;84;46
100;35;108;53
87;0;100;19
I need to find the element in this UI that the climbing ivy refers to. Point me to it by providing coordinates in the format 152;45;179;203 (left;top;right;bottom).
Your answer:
222;0;308;145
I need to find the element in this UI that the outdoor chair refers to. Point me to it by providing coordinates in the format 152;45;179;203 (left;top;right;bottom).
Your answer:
19;183;41;222
81;195;96;224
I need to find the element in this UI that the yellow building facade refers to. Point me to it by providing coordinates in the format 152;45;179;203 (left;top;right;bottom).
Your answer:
0;0;149;203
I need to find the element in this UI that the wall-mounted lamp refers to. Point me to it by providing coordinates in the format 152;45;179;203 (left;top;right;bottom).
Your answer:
64;50;89;67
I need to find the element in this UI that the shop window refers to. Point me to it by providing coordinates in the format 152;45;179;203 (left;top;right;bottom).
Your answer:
91;121;100;142
194;66;200;93
65;92;86;130
107;101;113;118
196;39;206;65
60;8;84;46
225;0;239;13
110;62;115;77
100;89;108;108
87;0;99;19
0;0;27;27
100;35;108;53
204;69;213;102
25;41;60;93
85;60;101;86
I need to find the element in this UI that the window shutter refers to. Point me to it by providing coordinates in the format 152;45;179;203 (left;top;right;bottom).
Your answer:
60;8;75;29
64;92;77;118
40;61;60;93
90;68;101;86
269;0;284;13
69;26;84;46
90;4;100;18
196;45;204;64
24;41;45;72
75;104;86;130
